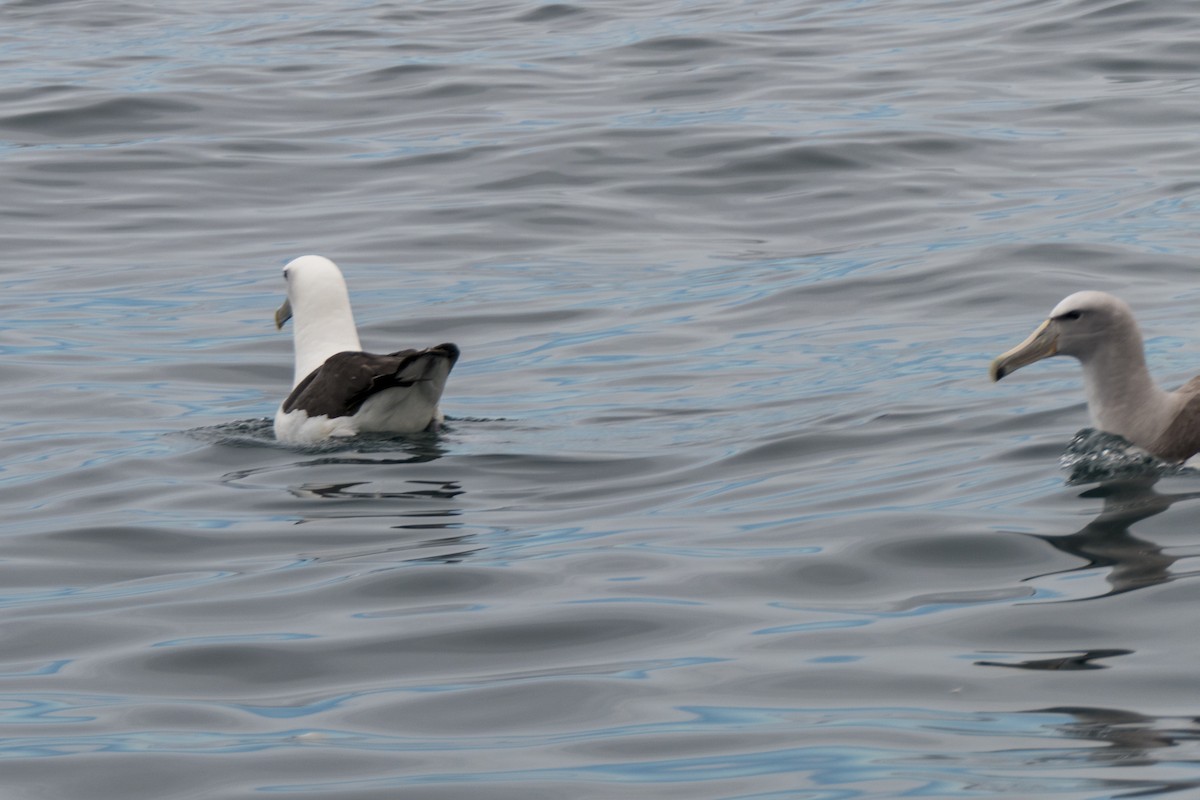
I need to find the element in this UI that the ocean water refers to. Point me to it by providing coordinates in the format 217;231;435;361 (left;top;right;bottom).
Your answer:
3;0;1200;797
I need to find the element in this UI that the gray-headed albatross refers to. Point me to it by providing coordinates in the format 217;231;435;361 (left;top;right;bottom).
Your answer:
990;290;1200;463
273;255;459;445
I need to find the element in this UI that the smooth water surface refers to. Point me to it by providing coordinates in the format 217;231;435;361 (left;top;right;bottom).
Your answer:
3;1;1200;797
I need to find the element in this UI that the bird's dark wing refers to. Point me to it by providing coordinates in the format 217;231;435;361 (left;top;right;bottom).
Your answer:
1151;376;1200;462
282;343;460;419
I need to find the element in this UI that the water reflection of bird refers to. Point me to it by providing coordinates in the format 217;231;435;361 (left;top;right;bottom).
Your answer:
977;478;1200;673
1026;478;1200;601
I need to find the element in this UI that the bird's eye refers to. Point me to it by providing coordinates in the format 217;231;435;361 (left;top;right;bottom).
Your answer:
1058;310;1082;321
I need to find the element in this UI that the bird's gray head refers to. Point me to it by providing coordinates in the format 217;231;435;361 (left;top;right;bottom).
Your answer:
275;255;348;330
990;290;1138;381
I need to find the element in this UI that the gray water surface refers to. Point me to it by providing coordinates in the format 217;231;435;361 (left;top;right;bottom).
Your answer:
3;1;1200;798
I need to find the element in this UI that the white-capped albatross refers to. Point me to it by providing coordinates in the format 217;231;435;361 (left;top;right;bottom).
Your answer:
990;290;1200;463
273;255;459;445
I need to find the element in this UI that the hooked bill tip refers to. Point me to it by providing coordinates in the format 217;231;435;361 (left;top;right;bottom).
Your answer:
274;299;293;330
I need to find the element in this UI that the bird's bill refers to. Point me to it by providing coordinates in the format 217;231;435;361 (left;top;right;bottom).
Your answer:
274;298;293;330
990;319;1057;381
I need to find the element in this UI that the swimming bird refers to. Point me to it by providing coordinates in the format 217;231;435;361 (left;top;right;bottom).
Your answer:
990;290;1200;462
273;255;459;445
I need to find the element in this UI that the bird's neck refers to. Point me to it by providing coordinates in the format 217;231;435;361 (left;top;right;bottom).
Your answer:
291;298;362;387
1080;338;1173;445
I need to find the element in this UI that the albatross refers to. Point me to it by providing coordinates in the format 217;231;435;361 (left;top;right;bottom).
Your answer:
990;290;1200;463
273;255;459;445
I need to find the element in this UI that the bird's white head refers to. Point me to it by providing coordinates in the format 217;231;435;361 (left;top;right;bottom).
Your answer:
1044;291;1138;360
275;255;354;330
990;290;1139;381
275;255;362;386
